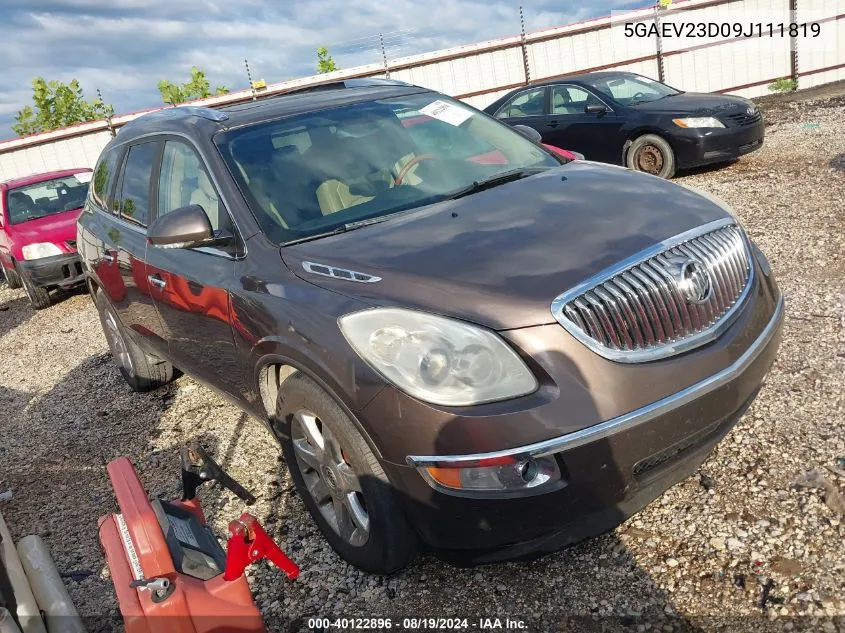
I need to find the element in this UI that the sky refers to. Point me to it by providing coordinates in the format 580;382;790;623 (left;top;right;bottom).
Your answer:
0;0;645;139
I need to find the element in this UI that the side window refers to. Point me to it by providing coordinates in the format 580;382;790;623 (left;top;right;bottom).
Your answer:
604;77;662;102
158;141;232;234
496;88;546;119
551;86;600;115
90;147;121;210
115;142;157;227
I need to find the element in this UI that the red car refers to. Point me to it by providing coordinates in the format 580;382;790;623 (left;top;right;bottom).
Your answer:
543;144;583;161
0;168;91;309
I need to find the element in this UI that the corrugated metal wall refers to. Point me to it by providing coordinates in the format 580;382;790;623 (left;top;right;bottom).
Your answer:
1;0;841;181
799;0;845;89
0;131;112;182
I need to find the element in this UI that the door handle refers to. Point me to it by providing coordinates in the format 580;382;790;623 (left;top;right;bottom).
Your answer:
547;121;560;128
148;275;167;290
103;252;115;264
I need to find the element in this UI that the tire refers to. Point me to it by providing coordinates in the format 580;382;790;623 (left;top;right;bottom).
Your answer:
276;372;417;573
17;264;51;310
626;134;676;179
2;263;21;290
94;289;177;392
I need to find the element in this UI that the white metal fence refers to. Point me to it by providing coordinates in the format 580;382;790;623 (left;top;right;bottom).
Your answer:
1;0;842;181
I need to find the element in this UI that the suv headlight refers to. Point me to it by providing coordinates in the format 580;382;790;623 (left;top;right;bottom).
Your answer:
339;308;538;406
672;117;725;129
21;243;63;260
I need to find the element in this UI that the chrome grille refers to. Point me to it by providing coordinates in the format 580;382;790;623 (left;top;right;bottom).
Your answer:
552;221;753;363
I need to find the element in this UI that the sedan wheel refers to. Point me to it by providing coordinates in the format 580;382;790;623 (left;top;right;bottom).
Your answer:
292;409;370;547
633;144;664;174
626;133;676;179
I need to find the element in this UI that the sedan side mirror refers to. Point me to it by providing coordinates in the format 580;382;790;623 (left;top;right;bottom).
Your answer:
585;104;608;115
147;204;215;248
511;124;543;143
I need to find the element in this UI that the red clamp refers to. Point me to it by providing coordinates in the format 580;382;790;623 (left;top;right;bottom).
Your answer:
224;513;300;581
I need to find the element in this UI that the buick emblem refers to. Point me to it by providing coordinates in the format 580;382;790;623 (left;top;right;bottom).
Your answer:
678;258;713;305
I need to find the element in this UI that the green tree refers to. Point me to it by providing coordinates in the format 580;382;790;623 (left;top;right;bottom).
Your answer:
317;47;339;73
13;77;114;137
158;66;229;105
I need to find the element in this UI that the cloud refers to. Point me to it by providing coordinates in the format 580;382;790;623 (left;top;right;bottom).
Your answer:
0;0;639;137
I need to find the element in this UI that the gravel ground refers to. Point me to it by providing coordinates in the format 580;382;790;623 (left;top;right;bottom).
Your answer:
1;89;843;633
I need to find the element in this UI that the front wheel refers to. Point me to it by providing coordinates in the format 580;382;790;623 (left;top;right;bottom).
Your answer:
17;264;51;310
2;263;22;290
626;134;676;179
276;373;417;573
95;290;177;392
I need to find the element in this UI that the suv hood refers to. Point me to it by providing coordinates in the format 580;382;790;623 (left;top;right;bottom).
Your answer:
634;92;754;115
281;162;730;330
8;208;82;246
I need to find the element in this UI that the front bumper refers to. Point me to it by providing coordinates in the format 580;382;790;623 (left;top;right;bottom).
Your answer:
672;120;765;169
19;252;85;289
375;287;783;558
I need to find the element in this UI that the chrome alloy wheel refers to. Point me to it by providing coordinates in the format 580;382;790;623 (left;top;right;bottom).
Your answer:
291;409;370;546
103;309;134;374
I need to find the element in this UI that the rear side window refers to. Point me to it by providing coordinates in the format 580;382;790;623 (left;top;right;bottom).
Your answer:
90;148;121;210
496;87;546;118
115;142;158;227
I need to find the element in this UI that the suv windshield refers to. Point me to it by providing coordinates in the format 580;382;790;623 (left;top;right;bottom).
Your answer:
6;173;92;225
583;74;681;106
216;93;560;244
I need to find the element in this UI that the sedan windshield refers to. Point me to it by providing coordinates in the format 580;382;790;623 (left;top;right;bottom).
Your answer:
6;173;92;225
583;74;681;106
216;93;560;244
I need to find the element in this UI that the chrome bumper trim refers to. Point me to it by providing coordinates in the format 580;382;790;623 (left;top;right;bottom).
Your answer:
407;294;784;469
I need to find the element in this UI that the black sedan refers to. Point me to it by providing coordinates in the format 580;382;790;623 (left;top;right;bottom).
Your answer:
485;71;764;178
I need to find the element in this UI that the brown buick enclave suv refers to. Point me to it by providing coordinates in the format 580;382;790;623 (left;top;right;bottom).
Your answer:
77;78;784;573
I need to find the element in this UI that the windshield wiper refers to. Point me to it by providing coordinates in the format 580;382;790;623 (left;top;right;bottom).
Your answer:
343;209;413;231
446;167;546;201
283;209;415;245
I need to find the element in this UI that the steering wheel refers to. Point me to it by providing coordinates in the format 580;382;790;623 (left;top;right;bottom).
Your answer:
394;154;437;185
630;91;647;102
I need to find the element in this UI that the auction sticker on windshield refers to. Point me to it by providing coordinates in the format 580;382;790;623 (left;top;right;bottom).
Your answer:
421;100;473;126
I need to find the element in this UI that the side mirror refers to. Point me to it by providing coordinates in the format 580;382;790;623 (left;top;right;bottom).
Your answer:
585;104;608;115
511;124;543;143
147;204;214;248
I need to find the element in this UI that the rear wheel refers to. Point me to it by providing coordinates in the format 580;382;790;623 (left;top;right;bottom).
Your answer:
95;290;177;392
626;134;676;179
2;263;22;290
17;264;51;310
276;372;417;573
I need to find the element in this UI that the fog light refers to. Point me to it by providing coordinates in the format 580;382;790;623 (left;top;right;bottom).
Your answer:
423;454;560;494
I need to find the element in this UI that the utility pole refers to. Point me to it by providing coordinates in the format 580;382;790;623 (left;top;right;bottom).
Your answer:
519;6;531;84
245;59;257;100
